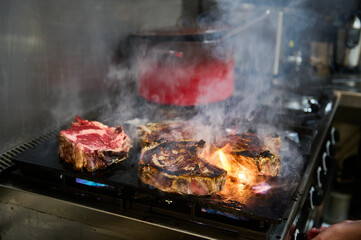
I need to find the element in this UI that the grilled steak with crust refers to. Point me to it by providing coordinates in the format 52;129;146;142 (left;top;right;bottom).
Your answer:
138;140;227;195
58;116;132;172
216;133;281;177
136;121;196;148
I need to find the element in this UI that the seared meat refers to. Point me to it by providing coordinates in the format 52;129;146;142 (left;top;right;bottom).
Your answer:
138;140;227;195
216;133;281;177
58;116;132;172
136;121;196;148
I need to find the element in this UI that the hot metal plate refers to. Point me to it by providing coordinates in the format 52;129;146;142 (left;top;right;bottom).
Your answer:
11;130;307;224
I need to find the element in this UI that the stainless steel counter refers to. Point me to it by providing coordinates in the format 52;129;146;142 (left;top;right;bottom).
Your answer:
333;89;361;124
334;90;361;109
0;183;206;240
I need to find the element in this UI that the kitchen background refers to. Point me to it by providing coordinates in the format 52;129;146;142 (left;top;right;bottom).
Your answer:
1;0;361;238
1;0;359;153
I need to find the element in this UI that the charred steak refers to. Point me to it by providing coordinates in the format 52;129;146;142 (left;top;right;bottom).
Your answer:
138;140;227;195
216;133;281;177
136;121;196;148
58;116;132;172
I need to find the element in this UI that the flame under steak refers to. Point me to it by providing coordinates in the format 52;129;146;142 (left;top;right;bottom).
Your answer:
216;133;281;177
138;140;227;195
58;116;133;172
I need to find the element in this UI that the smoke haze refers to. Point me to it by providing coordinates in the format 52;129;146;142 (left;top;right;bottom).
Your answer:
100;0;357;182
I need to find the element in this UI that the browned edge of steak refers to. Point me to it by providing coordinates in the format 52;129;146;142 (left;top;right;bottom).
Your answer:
138;140;227;195
138;165;227;195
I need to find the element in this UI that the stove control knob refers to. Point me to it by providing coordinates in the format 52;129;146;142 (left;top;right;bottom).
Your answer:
317;166;325;188
309;186;323;209
322;152;331;173
311;185;323;208
326;140;335;156
330;127;340;145
309;186;315;210
293;228;306;240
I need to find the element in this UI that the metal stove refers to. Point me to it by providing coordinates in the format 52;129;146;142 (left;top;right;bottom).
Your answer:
0;84;339;240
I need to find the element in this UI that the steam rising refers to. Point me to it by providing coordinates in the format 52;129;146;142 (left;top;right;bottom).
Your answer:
101;1;329;193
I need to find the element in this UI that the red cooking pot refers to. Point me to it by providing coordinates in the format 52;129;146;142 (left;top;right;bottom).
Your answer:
132;26;235;106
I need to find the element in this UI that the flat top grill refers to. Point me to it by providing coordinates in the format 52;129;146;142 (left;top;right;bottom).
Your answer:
4;82;338;240
12;129;306;223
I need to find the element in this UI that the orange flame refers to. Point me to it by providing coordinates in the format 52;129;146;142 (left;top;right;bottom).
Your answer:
218;150;232;173
205;144;271;201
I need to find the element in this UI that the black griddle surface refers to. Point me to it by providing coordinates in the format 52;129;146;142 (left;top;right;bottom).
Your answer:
11;134;304;223
12;136;140;188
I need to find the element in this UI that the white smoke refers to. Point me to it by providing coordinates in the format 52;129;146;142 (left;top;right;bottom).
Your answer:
101;1;341;181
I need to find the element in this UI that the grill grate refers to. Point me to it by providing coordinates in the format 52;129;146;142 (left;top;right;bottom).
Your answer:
1;112;99;175
0;129;59;174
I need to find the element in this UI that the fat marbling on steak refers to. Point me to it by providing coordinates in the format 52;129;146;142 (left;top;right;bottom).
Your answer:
58;116;132;172
138;140;227;195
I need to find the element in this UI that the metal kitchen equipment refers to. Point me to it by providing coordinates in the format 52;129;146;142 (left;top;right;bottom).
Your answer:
335;12;361;72
131;10;270;106
132;27;235;106
0;1;348;239
1;83;340;240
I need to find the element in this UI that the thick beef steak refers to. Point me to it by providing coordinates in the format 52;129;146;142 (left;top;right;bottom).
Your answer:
215;133;281;177
58;116;132;172
138;140;227;195
136;121;197;148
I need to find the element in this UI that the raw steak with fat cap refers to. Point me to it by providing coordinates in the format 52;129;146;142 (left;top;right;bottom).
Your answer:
58;116;132;172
